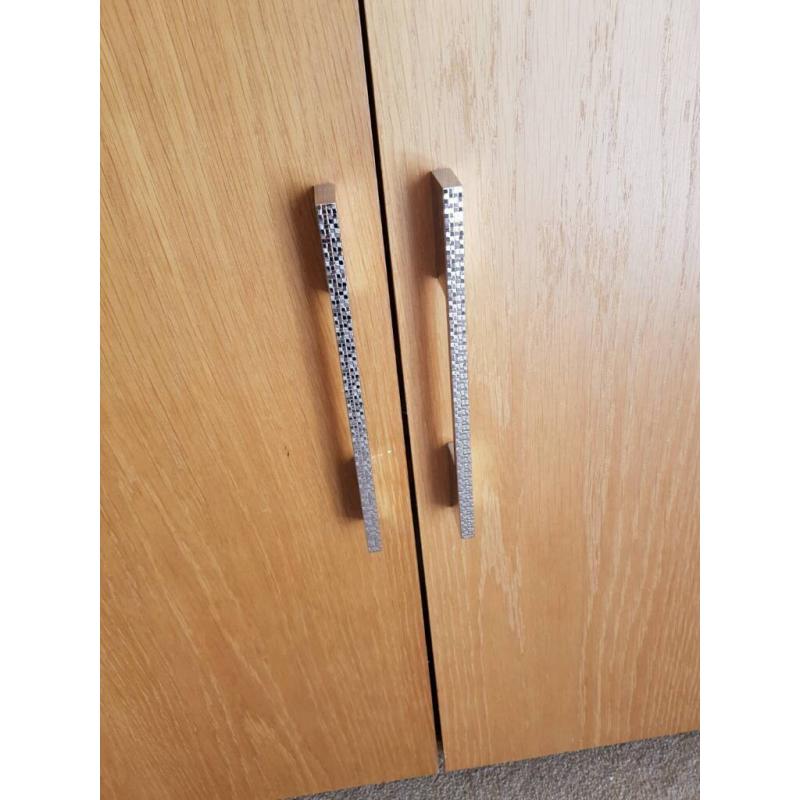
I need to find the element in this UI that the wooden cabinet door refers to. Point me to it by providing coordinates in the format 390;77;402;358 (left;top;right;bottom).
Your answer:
101;2;437;797
365;0;699;770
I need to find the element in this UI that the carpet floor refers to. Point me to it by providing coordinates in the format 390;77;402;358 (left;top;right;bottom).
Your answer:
297;732;699;800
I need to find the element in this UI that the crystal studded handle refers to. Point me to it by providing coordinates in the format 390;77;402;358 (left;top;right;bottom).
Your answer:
432;169;474;539
313;184;381;552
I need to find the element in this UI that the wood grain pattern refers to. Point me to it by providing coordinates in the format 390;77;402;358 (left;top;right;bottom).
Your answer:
365;0;699;770
100;1;437;797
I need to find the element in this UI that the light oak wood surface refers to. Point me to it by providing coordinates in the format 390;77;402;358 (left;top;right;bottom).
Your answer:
365;0;700;770
101;1;437;797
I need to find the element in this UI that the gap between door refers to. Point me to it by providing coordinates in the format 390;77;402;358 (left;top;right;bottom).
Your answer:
357;0;444;752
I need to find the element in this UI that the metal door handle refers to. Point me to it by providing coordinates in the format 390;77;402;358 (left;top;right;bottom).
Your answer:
314;184;381;552
431;169;474;539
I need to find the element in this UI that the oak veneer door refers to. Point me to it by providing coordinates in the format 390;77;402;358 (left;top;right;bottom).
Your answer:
100;1;437;797
365;0;699;770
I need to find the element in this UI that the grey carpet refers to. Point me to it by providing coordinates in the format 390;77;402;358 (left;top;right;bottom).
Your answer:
298;732;699;800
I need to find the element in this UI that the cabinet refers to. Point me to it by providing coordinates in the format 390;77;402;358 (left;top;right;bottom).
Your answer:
365;0;699;771
102;0;699;796
101;2;436;798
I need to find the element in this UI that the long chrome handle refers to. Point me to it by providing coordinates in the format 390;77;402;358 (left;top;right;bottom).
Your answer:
432;169;474;539
314;184;381;552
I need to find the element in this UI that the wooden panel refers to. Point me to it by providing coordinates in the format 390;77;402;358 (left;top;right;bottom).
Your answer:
101;1;437;797
365;0;699;770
